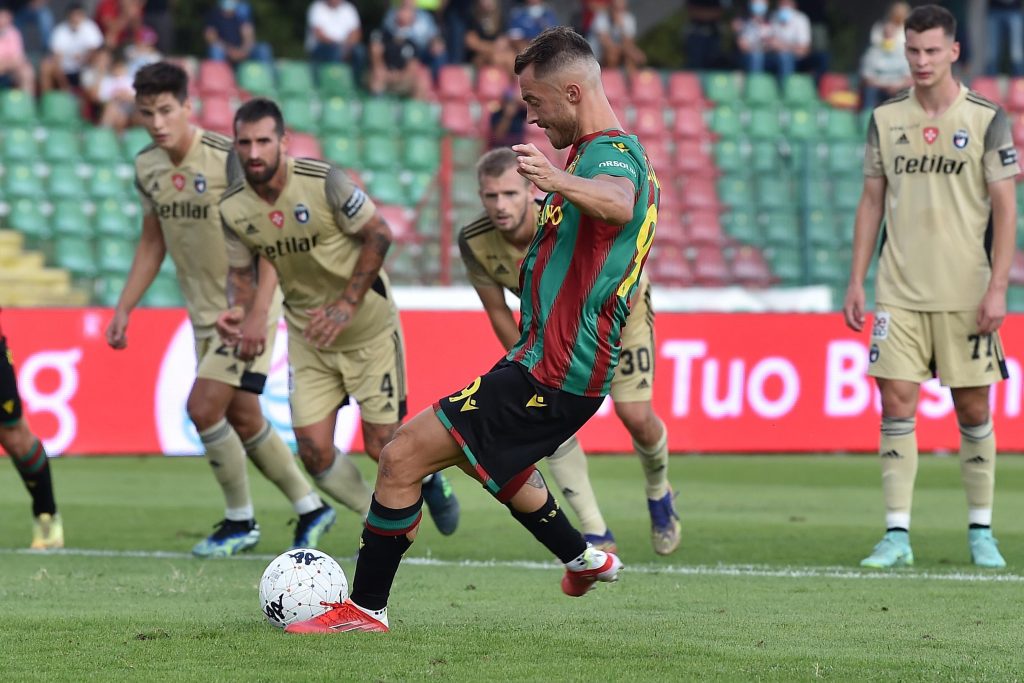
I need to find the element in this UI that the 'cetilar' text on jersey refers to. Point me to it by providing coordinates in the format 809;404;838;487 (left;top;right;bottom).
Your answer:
135;128;242;336
510;130;658;397
220;157;398;352
864;85;1020;311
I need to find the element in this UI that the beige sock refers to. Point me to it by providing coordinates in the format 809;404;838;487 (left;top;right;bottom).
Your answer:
959;419;996;526
314;448;372;516
243;421;322;514
634;420;670;500
199;419;252;521
546;436;608;536
880;416;918;530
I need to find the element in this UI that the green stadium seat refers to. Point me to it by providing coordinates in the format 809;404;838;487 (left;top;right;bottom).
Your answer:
5;197;50;247
276;60;315;98
416;206;442;238
316;63;357;97
3;162;43;198
400;100;440;135
95;273;127;306
142;274;183;307
750;141;781;173
97;238;136;273
722;207;762;245
761;208;801;247
362;135;400;171
709;106;743;139
827;141;864;177
159;253;176;276
783;108;820;142
237;61;276;97
703;71;741;104
361;98;396;135
801;178;832;210
833;177;862;211
319;96;358;134
748;108;782;141
835;209;857;246
808;247;848;286
1009;286;1024;312
786;141;827;176
714;139;746;175
2;127;38;161
94;198;137;238
88;165;126;199
766;246;803;285
51;200;93;237
321;135;361;168
755;176;793;210
823;109;861;142
745;73;779;107
782;74;818;107
717;174;754;210
406;171;435;203
83;127;122;164
54;236;98;279
48;165;87;199
451;136;481;169
122;128;153;159
0;89;36;126
40;91;82;129
366;172;408;205
451;168;480;206
42;128;81;164
805;209;838;247
403;135;441;171
281;97;318;133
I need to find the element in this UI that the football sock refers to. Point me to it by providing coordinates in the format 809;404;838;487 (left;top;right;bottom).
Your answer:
351;495;422;611
633;420;670;500
880;416;917;531
508;490;588;564
958;419;996;527
243;421;321;514
546;437;608;536
199;419;253;521
313;449;372;516
10;438;56;516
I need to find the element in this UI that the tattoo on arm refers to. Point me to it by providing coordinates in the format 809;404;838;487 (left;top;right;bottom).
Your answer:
226;262;257;309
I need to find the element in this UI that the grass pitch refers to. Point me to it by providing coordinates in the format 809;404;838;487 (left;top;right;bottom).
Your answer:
1;454;1022;682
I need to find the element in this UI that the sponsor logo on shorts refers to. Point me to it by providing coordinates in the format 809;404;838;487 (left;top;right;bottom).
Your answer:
871;312;890;340
3;399;14;414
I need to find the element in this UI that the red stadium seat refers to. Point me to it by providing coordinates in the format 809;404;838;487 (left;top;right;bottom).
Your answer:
672;106;709;141
641;138;673;174
680;177;720;212
438;64;474;101
973;76;1004;105
686;210;725;246
731;246;773;287
376;204;415;242
1012;115;1024;147
441;100;477;135
819;73;852;102
629;68;666;106
288;132;322;159
654;217;687;248
647;247;694;286
198;95;233;135
667;71;704;108
476;65;511;106
601;68;628;106
633;105;667;138
673;139;714;177
197;59;238;98
690;245;731;286
1006;78;1024;112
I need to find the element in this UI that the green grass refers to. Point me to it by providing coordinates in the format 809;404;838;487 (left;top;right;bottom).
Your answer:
2;454;1023;681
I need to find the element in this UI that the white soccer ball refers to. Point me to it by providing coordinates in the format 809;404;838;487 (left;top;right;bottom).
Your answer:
258;548;349;628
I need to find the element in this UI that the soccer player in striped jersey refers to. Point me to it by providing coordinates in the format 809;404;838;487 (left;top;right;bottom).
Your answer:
844;5;1018;568
106;62;337;557
287;26;658;634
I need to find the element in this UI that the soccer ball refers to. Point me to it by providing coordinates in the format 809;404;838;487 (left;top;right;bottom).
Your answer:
258;548;349;628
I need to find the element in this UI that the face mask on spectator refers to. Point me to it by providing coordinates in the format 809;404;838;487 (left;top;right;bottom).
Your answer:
777;7;793;22
220;0;238;11
750;2;767;17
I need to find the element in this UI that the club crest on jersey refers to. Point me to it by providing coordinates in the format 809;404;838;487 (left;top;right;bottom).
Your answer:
953;129;969;149
294;203;310;224
172;173;186;191
923;127;939;145
269;210;285;229
194;173;207;194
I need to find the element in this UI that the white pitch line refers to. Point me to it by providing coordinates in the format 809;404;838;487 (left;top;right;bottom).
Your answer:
1;547;1021;583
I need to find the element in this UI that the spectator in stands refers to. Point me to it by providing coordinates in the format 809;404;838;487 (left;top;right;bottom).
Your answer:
125;24;160;75
486;38;524;148
766;0;810;83
11;0;53;61
587;0;646;75
94;0;143;49
463;0;506;69
442;0;473;64
381;0;446;82
94;52;136;131
142;0;174;53
305;0;365;76
39;3;103;92
507;0;558;51
204;0;271;66
734;1;773;73
0;8;35;94
684;0;727;70
859;17;911;111
869;2;909;50
367;2;431;98
796;0;829;80
986;0;1024;76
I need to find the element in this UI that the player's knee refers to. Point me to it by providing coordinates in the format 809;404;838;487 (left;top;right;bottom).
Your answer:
615;402;658;441
186;394;226;432
362;423;398;462
376;433;422;489
955;401;990;427
0;421;33;455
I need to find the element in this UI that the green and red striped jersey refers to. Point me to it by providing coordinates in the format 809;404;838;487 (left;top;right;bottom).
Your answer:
510;129;659;397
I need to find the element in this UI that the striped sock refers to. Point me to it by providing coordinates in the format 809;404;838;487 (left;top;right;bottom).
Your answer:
11;439;56;516
351;495;423;611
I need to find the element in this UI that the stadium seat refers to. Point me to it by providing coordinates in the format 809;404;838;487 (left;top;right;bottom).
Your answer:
287;133;322;159
601;69;628;106
316;63;357;97
641;138;672;175
0;89;36;126
83;127;123;164
6;197;51;247
88;165;126;199
42;128;81;164
361;98;396;135
94;199;137;238
827;141;864;177
974;76;1005;106
647;247;694;286
276;60;315;98
801;177;832;210
805;208;838;247
405;170;435;203
451;167;480;206
709;105;742;139
748;108;782;141
40;91;83;129
749;140;781;174
237;61;276;97
823;109;860;142
766;246;803;285
97;238;136;274
722;206;761;245
281;97;318;133
808;247;847;286
653;217;686;247
366;171;408;206
713;139;745;175
95;273;127;306
686;210;725;246
684;177;722;211
197;59;238;98
783;108;820;142
756;176;793;211
782;74;818;108
54;236;98;279
400;100;440;135
731;246;773;286
630;68;666;106
1010;251;1024;285
48;165;87;199
375;204;415;242
667;71;704;108
122;128;153;159
703;71;741;105
690;245;731;286
633;105;667;138
143;274;183;306
319;96;358;134
818;73;853;103
476;65;510;105
450;136;481;169
362;135;401;171
403;135;441;171
198;95;234;135
715;175;752;211
438;64;473;100
760;208;800;247
672;106;708;141
833;177;862;211
2;127;38;162
3;162;43;198
745;73;779;107
441;101;477;136
674;139;713;177
321;135;361;168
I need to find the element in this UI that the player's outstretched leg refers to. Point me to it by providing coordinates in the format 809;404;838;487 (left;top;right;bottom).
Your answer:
546;436;615;552
1;423;62;550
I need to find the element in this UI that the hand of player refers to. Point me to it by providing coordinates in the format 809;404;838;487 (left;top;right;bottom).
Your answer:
304;299;356;349
215;307;245;347
512;143;564;193
236;308;269;361
977;286;1007;335
106;309;130;350
843;283;866;332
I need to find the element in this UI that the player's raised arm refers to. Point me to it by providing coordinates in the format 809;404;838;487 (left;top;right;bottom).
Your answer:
106;210;166;350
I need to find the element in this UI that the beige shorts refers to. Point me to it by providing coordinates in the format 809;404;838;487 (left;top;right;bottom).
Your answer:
195;318;278;394
867;305;1008;388
610;281;655;403
288;328;408;428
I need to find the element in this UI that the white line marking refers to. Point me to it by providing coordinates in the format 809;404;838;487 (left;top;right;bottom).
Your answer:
1;547;1020;583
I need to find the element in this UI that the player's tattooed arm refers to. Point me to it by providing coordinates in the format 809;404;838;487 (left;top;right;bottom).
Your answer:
226;261;258;310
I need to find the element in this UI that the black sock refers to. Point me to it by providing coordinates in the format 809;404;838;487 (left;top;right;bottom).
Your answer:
886;527;909;533
11;439;56;517
508;491;587;564
350;495;422;611
969;523;991;530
